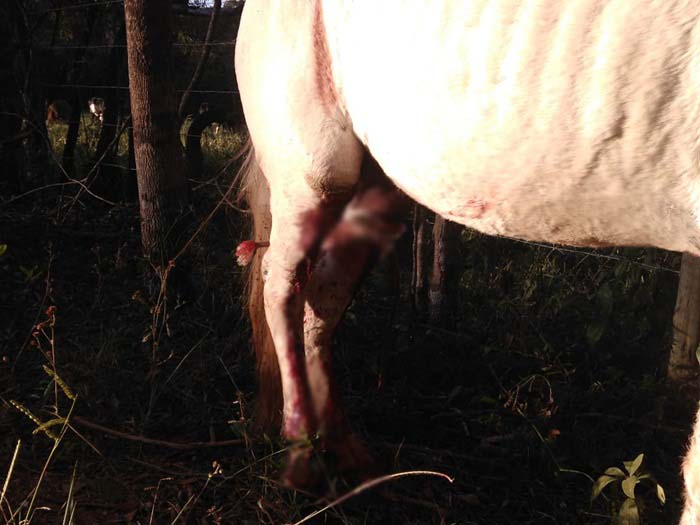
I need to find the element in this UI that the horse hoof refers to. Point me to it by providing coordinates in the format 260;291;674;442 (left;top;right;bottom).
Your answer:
325;432;382;482
282;444;324;492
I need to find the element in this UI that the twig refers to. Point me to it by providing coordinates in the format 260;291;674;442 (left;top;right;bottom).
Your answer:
149;477;172;525
71;416;243;449
12;244;54;373
1;440;21;513
290;470;454;525
574;412;687;434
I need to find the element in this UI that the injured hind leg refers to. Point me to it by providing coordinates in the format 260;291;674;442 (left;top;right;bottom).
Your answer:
260;171;358;488
303;159;409;476
262;192;348;443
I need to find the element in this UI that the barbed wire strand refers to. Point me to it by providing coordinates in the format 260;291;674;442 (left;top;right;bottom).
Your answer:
43;83;239;94
36;0;125;14
506;238;680;275
40;40;237;50
100;162;134;171
57;121;233;141
34;0;243;16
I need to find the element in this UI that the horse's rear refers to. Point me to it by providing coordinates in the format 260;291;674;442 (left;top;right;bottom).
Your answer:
236;0;700;517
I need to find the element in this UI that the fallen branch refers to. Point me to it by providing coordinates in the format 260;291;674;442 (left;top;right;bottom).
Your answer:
72;416;243;450
291;470;454;525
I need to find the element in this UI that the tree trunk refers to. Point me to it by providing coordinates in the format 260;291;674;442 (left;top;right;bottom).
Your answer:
124;0;189;273
8;0;48;184
411;204;429;313
0;2;25;193
428;214;461;326
668;253;700;394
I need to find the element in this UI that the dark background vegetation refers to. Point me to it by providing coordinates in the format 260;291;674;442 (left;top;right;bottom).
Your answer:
0;1;696;523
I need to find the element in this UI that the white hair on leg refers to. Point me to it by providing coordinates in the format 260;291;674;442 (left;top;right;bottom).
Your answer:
682;406;700;525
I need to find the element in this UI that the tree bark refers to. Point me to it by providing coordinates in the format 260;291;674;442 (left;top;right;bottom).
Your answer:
668;253;700;394
428;214;461;326
124;0;189;272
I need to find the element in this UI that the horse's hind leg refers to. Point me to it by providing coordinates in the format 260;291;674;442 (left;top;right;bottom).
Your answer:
303;155;409;475
253;134;364;487
261;174;356;434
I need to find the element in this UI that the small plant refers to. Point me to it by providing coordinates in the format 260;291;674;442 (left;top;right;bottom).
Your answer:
591;453;665;525
5;306;80;524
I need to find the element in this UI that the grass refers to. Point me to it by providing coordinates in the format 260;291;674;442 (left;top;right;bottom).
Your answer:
0;122;693;523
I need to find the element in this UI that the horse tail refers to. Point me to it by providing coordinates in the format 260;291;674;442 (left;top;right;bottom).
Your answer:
237;139;282;432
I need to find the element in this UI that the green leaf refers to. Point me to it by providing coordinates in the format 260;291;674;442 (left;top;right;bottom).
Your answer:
614;261;629;278
604;467;626;478
618;498;640;525
597;282;614;315
621;476;638;499
656;483;666;505
479;396;499;406
0;244;7;257
624;454;644;476
592;475;618;501
586;321;607;346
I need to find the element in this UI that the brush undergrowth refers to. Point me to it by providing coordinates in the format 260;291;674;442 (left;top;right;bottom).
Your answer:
0;119;691;524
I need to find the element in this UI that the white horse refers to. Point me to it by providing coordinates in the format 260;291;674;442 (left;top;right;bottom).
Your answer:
88;97;105;122
235;1;700;519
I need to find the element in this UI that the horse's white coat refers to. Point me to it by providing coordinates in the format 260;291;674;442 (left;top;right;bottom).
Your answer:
683;408;700;524
323;0;700;253
236;0;700;508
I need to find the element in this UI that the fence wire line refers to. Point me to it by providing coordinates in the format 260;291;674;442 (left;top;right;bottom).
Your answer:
86;120;232;136
43;82;239;94
34;0;242;16
100;162;134;171
32;74;687;277
34;0;125;14
506;238;680;275
40;40;237;50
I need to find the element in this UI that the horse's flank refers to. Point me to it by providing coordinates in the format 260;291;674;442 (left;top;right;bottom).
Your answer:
322;0;700;253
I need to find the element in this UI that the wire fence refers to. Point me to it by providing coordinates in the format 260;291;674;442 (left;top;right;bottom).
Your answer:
42;83;239;94
34;0;125;14
40;40;237;50
11;1;684;277
32;0;242;16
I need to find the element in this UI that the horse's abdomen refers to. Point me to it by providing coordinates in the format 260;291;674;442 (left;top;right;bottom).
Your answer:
327;0;700;253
